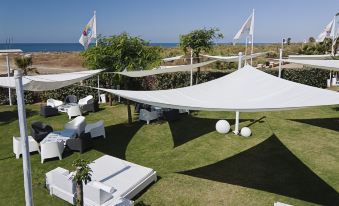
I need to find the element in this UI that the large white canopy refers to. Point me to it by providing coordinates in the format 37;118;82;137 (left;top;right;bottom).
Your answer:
202;52;266;62
288;54;338;60
0;69;102;91
282;59;339;71
162;55;184;62
98;65;339;112
114;60;217;77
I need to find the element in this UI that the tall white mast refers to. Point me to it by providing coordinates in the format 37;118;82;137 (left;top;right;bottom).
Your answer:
250;9;255;65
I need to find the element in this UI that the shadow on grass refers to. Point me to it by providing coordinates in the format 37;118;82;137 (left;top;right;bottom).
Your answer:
0;109;38;126
93;122;143;160
288;118;339;133
179;135;339;205
169;116;253;148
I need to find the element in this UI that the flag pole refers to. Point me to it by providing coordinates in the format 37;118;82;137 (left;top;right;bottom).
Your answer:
234;52;243;135
278;48;283;78
94;10;101;101
190;49;193;86
15;69;34;206
244;37;248;65
331;15;336;56
250;9;255;66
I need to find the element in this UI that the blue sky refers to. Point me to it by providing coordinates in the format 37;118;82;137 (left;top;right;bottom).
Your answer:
0;0;338;43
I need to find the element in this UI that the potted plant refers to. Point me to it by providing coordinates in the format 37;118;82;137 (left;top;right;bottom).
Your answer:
71;159;93;206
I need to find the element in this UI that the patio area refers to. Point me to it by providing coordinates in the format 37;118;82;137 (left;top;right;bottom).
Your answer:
0;103;338;205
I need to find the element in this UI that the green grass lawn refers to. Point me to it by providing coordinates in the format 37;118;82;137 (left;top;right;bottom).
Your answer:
0;103;338;206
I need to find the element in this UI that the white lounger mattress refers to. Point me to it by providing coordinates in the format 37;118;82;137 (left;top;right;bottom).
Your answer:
89;155;156;198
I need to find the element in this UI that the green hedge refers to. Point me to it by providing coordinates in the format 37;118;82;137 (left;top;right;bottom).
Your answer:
0;67;331;105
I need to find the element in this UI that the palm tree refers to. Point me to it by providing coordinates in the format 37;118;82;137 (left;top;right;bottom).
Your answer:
71;159;92;206
14;55;37;75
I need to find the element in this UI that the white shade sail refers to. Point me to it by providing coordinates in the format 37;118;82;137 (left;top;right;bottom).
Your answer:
288;54;338;60
98;65;339;112
0;69;102;91
202;52;266;62
282;59;339;71
114;60;217;77
162;55;184;62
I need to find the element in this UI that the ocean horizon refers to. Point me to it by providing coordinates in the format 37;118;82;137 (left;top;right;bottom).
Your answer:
0;42;276;53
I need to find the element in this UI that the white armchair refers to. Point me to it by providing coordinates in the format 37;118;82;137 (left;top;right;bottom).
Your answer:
85;120;106;138
139;109;159;124
40;141;65;164
13;136;40;159
67;105;82;119
46;167;75;205
78;95;94;106
47;99;63;108
64;116;86;136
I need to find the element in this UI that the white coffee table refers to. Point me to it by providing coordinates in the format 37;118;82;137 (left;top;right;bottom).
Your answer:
41;130;77;144
58;103;78;113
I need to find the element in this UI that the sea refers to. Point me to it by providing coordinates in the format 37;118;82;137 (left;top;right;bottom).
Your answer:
0;42;273;53
0;43;180;53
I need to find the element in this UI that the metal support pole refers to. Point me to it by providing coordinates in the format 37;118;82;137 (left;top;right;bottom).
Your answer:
14;69;33;206
6;55;12;105
238;52;243;70
250;9;255;66
278;48;283;78
97;75;100;103
234;111;240;135
190;49;193;86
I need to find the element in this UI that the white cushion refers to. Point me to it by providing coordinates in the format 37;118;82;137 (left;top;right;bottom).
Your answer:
92;181;116;193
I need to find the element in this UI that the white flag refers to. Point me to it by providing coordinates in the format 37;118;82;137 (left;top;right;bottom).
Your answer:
233;13;254;42
316;19;334;42
79;14;97;49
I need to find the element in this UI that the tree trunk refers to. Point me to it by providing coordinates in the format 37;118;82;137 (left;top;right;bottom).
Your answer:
109;94;113;106
127;100;132;124
76;181;83;206
195;54;200;85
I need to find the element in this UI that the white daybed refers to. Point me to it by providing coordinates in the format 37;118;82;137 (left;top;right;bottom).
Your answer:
46;155;157;206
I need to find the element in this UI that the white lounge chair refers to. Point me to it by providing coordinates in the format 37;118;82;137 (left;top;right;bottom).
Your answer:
13;136;40;159
47;98;63;108
67;105;82;119
274;202;293;206
40;141;64;164
85;120;106;138
46;155;156;206
78;95;94;106
46;167;75;205
139;109;158;124
64;116;86;137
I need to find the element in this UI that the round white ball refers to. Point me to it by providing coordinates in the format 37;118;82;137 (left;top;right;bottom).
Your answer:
215;120;230;134
241;127;252;137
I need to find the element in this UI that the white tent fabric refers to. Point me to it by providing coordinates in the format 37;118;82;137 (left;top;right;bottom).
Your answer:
98;65;339;112
282;59;339;71
0;69;102;91
162;55;184;62
288;54;339;60
202;52;266;62
114;60;217;77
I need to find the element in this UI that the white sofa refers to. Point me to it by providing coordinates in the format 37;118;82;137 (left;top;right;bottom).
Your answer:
139;109;158;124
13;136;40;159
47;98;63;108
64;116;86;136
79;95;94;106
46;155;156;206
40;141;65;164
85;120;106;138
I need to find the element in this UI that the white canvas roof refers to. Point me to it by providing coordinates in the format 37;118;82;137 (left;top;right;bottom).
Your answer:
202;52;266;62
162;55;183;62
114;60;217;77
288;54;338;60
0;49;23;54
282;59;339;71
98;65;339;112
0;69;102;91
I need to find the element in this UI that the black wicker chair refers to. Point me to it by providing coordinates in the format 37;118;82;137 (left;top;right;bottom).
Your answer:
40;105;58;117
66;132;92;154
64;95;78;104
31;122;53;143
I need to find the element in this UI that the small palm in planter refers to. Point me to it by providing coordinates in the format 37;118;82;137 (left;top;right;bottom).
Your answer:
71;159;93;206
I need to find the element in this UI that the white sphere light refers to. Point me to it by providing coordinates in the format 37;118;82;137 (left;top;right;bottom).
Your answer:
215;120;231;134
241;127;252;137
